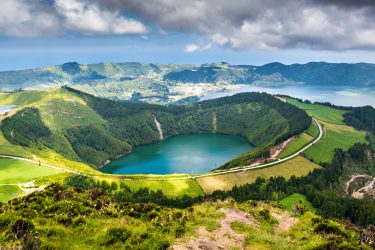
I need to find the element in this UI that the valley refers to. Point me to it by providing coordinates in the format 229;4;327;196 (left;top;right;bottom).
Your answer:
0;86;374;249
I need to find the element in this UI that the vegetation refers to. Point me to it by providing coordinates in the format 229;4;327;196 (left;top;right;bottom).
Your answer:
344;106;375;134
0;88;311;169
0;178;372;249
101;177;204;198
0;159;60;184
0;159;61;202
197;156;320;194
306;120;320;137
279;193;316;212
211;142;375;227
304;121;367;163
0;185;21;203
279;133;313;158
287;98;347;124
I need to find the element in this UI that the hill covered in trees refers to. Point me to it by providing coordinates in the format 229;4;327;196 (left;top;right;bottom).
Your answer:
0;87;310;169
1;62;375;103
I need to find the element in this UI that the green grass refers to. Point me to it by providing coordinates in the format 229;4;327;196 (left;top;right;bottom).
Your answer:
287;99;347;124
0;158;61;184
0;91;49;106
0;131;32;158
197;156;321;194
103;177;204;198
0;185;22;203
306;121;320;138
280;193;316;212
280;133;313;158
304;121;367;163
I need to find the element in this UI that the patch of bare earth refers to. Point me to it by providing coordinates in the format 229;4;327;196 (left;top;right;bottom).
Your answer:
271;211;298;234
171;208;257;250
249;137;294;167
18;181;46;195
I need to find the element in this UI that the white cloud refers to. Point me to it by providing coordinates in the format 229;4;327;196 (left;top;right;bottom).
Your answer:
54;0;147;35
94;0;375;51
184;43;212;53
0;0;58;37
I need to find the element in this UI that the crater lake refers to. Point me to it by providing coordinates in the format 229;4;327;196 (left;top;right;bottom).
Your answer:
101;134;254;175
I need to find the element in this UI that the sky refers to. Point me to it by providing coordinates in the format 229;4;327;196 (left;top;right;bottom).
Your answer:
1;0;375;71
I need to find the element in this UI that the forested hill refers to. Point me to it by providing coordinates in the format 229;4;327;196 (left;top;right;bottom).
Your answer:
0;61;374;93
0;87;310;169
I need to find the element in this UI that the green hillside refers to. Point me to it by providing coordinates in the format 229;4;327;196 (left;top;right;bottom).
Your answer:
0;88;310;169
0;174;373;249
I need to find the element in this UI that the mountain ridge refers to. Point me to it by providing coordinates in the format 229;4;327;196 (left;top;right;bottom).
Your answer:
1;61;375;104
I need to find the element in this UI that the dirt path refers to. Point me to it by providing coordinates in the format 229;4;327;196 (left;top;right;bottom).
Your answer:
271;211;298;233
344;174;371;195
352;177;375;199
18;181;46;194
172;208;257;250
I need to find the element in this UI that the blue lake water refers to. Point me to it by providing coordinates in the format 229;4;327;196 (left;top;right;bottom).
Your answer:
101;134;254;175
0;105;16;115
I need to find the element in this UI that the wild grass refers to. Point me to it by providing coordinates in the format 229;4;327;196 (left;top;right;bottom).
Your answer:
0;185;21;203
279;193;316;212
0;158;61;184
287;99;347;124
280;133;313;158
197;156;321;194
306;121;320;138
101;177;204;198
304;121;367;163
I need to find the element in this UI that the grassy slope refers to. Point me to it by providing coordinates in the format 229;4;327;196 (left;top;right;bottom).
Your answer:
0;159;60;184
0;183;369;249
280;193;316;212
287;98;368;163
0;131;32;158
305;121;367;163
287;99;347;124
109;178;204;198
306;120;320;137
280;133;313;158
197;156;320;194
0;90;205;198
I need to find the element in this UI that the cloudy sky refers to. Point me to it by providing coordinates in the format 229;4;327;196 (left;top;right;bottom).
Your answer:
1;0;375;70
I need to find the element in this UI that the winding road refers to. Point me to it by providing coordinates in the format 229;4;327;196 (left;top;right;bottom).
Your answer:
0;118;323;182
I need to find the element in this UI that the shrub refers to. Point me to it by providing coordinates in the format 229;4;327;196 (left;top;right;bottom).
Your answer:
103;227;132;245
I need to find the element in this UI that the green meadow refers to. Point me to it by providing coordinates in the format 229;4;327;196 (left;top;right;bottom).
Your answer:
287;98;347;124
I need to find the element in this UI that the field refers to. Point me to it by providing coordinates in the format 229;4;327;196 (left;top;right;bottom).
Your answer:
0;185;21;203
197;156;321;194
280;133;313;158
287;99;347;124
0;158;61;184
304;121;367;163
0;131;32;158
279;193;316;212
120;179;204;198
306;121;320;138
0;158;61;202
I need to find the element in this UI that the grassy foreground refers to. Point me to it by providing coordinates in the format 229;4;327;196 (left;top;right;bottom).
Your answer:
197;156;320;194
0;182;371;249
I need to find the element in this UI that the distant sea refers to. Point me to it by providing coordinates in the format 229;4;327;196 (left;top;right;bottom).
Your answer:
201;85;375;107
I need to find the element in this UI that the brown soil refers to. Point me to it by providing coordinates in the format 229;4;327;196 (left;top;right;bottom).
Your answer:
271;211;298;233
171;208;257;250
